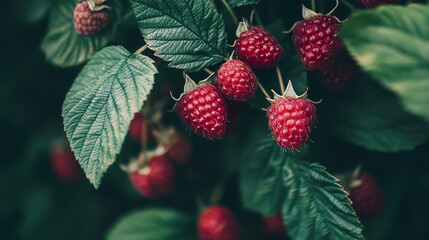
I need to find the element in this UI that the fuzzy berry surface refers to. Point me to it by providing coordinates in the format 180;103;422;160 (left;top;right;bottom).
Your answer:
51;148;81;183
361;0;400;8
349;172;385;218
235;26;283;69
293;16;343;71
166;135;192;164
215;60;257;102
176;85;227;139
313;50;357;91
262;213;287;238
73;1;109;36
267;98;316;150
129;155;175;198
198;206;240;240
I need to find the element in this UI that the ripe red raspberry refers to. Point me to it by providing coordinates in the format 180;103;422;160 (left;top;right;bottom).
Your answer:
215;60;257;102
291;6;343;71
174;76;227;139
313;50;357;91
361;0;400;8
349;172;385;218
166;134;192;164
129;155;175;198
235;26;283;69
262;213;287;238
266;81;317;150
50;146;81;183
73;1;110;36
198;206;240;240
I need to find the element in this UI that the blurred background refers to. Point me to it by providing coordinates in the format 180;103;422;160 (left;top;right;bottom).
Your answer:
1;0;429;240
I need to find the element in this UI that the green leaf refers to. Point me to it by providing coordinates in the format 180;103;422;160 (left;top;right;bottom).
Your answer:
340;3;429;122
240;138;364;240
129;0;228;72
283;158;364;240
107;208;195;240
62;46;157;188
40;0;121;67
326;76;429;152
227;0;262;7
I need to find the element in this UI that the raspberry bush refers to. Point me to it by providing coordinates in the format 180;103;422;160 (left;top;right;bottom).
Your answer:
3;0;429;239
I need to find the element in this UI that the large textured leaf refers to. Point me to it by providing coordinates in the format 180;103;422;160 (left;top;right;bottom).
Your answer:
240;138;364;240
283;159;364;240
326;76;429;152
62;46;157;188
129;0;228;72
41;0;121;67
340;3;429;121
107;208;195;240
227;0;262;7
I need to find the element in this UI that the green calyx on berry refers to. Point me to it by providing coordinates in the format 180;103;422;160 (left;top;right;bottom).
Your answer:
266;80;319;105
87;0;111;12
170;73;215;102
236;19;250;38
284;0;341;33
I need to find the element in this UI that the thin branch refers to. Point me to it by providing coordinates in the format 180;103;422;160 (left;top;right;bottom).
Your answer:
135;45;148;55
256;78;270;99
220;0;238;26
276;65;285;93
339;0;357;11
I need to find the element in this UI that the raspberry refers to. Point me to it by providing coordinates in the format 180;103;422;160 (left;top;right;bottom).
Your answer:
174;76;227;139
361;0;400;8
198;206;240;240
291;6;343;71
128;112;154;142
73;1;110;36
166;134;192;164
313;50;357;91
235;26;283;69
129;155;175;198
266;81;317;150
215;60;257;102
349;172;385;218
262;213;287;238
50;146;81;183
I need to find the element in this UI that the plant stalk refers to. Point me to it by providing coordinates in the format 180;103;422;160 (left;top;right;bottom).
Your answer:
256;78;270;99
220;0;238;26
135;45;148;55
276;65;285;93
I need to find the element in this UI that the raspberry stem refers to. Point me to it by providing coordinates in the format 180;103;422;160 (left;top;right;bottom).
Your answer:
204;68;214;75
219;0;238;26
210;175;229;204
311;0;316;11
276;65;285;93
256;78;270;99
252;8;264;28
135;45;148;55
339;0;357;11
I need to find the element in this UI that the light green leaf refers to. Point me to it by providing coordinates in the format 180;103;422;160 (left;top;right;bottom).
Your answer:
327;76;429;152
240;138;364;240
227;0;262;7
62;46;157;188
129;0;228;72
107;208;195;240
41;0;121;67
340;3;429;121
